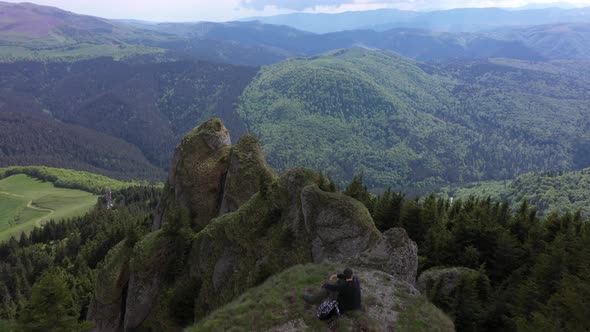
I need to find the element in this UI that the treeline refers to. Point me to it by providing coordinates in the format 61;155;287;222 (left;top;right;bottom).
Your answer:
0;166;146;194
345;175;590;331
0;186;160;330
445;168;590;217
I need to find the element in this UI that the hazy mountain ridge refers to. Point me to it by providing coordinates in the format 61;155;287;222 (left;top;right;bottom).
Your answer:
247;6;590;33
2;2;590;65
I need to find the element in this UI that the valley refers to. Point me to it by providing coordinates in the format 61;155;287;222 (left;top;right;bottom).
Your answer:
1;1;590;332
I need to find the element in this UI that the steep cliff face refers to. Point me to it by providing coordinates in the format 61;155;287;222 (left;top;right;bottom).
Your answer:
87;241;132;332
155;119;232;231
89;119;428;331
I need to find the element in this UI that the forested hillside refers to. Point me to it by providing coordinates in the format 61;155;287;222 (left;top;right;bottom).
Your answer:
344;179;590;331
2;169;589;331
495;23;590;59
442;168;590;217
0;186;161;328
238;49;590;189
0;58;257;178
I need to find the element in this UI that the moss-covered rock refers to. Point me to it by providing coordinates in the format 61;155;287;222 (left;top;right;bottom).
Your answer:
220;134;276;214
123;230;176;330
187;263;454;332
351;227;418;284
188;179;313;318
87;240;132;332
91;119;423;331
189;166;418;319
300;184;381;262
162;118;232;230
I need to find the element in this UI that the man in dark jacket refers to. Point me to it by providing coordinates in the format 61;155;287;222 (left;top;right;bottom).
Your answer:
322;268;361;313
303;268;361;313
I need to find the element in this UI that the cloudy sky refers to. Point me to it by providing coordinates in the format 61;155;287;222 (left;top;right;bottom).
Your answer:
5;0;590;21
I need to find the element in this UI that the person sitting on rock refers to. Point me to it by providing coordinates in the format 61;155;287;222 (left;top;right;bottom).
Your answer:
303;268;362;313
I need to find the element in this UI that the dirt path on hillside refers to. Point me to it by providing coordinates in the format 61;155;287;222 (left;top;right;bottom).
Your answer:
26;201;54;213
0;191;25;198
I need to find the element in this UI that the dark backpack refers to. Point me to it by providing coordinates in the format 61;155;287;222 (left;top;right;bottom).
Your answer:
316;299;340;320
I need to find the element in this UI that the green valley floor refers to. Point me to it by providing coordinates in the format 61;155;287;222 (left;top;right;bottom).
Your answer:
0;174;98;241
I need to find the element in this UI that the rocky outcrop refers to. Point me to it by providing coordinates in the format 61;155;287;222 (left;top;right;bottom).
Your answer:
90;119;423;331
159;118;232;230
219;135;275;214
123;231;174;330
153;119;274;231
189;167;418;318
350;227;418;284
87;241;132;332
187;263;455;332
300;185;380;263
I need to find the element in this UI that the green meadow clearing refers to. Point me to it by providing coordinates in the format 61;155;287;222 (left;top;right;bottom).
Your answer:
0;174;98;241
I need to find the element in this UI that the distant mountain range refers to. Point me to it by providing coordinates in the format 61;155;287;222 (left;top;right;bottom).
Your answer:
245;6;590;33
2;2;590;65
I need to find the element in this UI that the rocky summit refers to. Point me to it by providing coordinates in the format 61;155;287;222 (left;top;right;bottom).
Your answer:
88;119;452;331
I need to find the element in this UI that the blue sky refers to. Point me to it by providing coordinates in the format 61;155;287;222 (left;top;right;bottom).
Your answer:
5;0;590;21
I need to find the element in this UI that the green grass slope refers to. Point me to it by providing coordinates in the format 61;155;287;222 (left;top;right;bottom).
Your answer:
0;174;98;241
441;168;590;217
188;263;454;332
0;166;141;194
238;49;590;189
0;2;167;62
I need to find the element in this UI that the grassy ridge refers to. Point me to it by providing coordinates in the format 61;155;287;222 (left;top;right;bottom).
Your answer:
0;166;141;194
189;263;452;332
0;174;99;241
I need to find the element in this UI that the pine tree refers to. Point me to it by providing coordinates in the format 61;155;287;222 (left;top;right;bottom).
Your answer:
343;175;373;212
17;269;89;332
